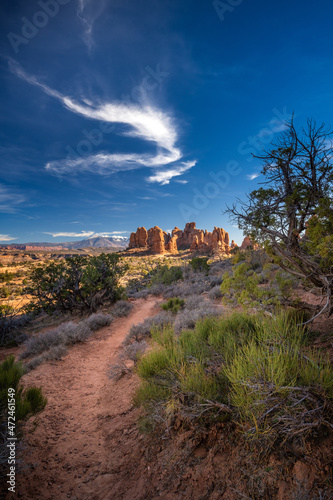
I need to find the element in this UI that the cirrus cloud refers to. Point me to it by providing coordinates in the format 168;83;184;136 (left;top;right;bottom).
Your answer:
0;234;17;242
9;60;193;184
146;160;196;185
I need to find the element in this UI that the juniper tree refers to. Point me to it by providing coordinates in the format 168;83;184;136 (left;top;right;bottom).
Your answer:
227;118;333;317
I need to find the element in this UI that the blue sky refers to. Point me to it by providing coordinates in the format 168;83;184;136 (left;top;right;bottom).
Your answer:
1;0;333;244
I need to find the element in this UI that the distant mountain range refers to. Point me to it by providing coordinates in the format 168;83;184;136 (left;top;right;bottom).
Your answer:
64;236;129;249
1;236;129;251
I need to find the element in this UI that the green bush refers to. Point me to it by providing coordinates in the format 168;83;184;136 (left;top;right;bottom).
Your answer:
150;265;183;286
0;286;11;299
135;312;332;448
0;306;29;347
26;253;128;314
0;355;47;419
161;297;185;314
0;272;16;283
189;257;210;273
220;261;297;310
0;355;46;477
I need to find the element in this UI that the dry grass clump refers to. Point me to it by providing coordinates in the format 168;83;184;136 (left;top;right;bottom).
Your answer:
84;312;113;330
123;311;174;346
24;345;68;372
135;311;333;451
111;300;134;317
120;340;148;362
209;285;222;299
20;313;113;364
0;307;30;346
107;362;130;380
174;300;221;333
129;289;150;299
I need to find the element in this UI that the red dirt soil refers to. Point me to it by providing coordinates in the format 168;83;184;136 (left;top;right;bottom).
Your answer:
2;296;332;499
10;297;163;500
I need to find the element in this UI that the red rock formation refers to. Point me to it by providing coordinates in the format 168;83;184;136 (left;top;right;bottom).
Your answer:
150;226;166;254
211;227;230;254
129;227;148;248
165;235;178;254
240;236;258;250
190;235;199;251
129;223;234;255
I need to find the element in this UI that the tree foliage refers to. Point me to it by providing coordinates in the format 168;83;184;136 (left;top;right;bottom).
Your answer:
26;253;127;313
227;118;333;315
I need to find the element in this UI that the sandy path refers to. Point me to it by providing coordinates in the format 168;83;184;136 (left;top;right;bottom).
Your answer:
12;297;161;500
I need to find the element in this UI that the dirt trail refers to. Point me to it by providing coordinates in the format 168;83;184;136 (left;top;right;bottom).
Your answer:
13;297;162;500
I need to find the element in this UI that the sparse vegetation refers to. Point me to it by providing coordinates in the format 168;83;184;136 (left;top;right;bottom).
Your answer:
0;355;47;477
220;260;299;310
227;118;333;317
149;264;183;286
123;311;174;345
189;257;210;274
135;311;333;452
161;297;185;314
26;253;128;314
20;313;113;363
111;300;134;317
0;304;29;347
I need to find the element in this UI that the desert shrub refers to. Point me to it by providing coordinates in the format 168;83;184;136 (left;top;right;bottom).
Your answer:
0;271;16;283
148;284;166;296
130;289;150;299
209;276;223;287
189;257;210;273
123;311;174;345
0;286;11;299
161;298;185;314
174;302;221;333
0;355;46;476
0;354;46;422
120;340;148;362
220;262;298;310
107;362;130;380
209;285;222;300
150;265;183;286
184;295;205;310
208;259;232;276
21;319;93;359
162;284;182;299
24;345;68;372
21;312;113;362
232;251;246;264
135;312;333;450
26;253;128;314
0;305;30;347
84;312;113;330
111;300;133;317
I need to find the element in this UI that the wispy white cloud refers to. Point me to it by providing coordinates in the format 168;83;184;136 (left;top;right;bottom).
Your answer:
175;179;189;184
247;172;260;180
0;234;17;242
77;0;105;52
44;231;95;238
146;161;196;185
0;184;25;213
44;230;129;239
138;196;156;200
9;61;186;180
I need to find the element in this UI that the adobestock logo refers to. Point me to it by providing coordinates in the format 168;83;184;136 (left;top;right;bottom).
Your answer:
7;0;71;54
178;106;291;222
179;161;242;220
213;0;244;23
